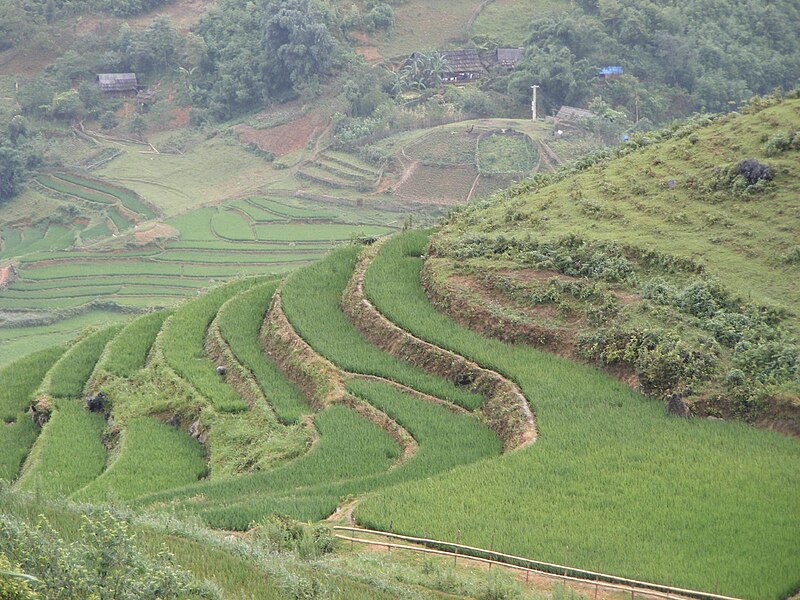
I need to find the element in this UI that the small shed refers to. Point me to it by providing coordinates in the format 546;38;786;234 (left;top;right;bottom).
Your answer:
496;48;524;69
438;49;486;83
96;73;138;94
598;66;624;80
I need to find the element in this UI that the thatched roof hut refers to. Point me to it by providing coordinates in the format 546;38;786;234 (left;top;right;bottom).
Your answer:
96;73;138;93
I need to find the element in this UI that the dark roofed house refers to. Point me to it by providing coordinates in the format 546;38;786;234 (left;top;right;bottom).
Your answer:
97;73;138;94
496;48;524;69
438;49;486;83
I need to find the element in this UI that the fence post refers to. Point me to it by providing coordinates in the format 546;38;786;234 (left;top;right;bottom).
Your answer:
454;530;461;566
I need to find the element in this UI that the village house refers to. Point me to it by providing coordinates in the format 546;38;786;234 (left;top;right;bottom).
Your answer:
96;73;138;94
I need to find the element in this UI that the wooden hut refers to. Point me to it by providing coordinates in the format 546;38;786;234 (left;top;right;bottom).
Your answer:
438;49;486;83
96;73;138;94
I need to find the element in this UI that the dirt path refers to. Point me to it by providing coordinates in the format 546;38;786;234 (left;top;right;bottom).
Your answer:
466;0;496;29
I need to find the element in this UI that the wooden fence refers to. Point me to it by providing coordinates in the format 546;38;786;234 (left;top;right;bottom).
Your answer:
333;526;742;600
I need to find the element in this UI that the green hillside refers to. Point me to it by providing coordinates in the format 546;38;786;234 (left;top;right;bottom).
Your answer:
431;95;800;425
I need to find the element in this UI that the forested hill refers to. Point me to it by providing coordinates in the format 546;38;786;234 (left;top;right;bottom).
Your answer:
501;0;800;122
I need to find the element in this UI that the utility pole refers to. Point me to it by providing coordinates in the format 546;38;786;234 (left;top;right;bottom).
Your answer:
531;85;539;120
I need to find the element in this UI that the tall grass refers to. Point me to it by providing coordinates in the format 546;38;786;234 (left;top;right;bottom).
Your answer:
217;281;309;423
72;418;206;502
150;378;502;530
0;347;65;481
46;326;123;398
99;311;170;377
135;405;400;523
16;400;107;496
355;231;800;600
281;246;483;409
161;280;258;413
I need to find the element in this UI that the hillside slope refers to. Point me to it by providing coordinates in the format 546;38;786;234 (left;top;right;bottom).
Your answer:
429;94;800;427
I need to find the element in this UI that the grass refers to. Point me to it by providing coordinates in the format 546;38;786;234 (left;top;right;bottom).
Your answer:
0;311;129;369
54;173;156;219
15;399;107;496
35;174;115;205
161;279;258;413
72;417;207;502
253;223;394;242
0;225;75;260
217;280;310;423
354;230;800;600
0;347;65;482
211;209;254;241
405;129;477;166
477;133;538;174
99;311;170;377
136;405;401;526
281;245;483;409
97;137;283;217
470;0;569;45
46;325;124;398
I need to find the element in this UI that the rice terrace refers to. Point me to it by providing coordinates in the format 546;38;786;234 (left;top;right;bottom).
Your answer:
0;0;798;599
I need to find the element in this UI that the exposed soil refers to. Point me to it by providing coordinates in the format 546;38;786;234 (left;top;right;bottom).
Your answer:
234;112;327;157
134;223;179;245
0;264;17;288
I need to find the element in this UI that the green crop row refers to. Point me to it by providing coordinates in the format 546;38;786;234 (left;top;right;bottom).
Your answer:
161;280;258;413
230;200;289;223
46;325;123;398
15;400;107;496
355;231;800;600
254;224;394;242
0;347;65;481
211;210;254;241
0;296;93;310
35;174;115;205
154;250;322;265
99;311;170;378
178;377;502;529
280;246;483;409
72;417;206;502
23;261;280;280
0;226;75;261
54;173;156;219
135;405;399;516
11;276;208;292
166;240;334;251
107;206;132;230
249;196;338;219
1;285;123;299
217;281;309;424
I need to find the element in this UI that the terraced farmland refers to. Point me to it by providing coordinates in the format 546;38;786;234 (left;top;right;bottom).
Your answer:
0;232;796;600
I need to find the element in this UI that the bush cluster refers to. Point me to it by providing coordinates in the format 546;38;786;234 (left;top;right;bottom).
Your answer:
0;512;220;599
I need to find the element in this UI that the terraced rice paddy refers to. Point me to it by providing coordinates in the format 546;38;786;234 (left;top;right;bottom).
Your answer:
217;281;309;424
280;246;483;409
353;232;800;599
0;347;65;481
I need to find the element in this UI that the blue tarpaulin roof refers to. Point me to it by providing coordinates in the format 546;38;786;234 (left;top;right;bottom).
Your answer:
599;66;624;75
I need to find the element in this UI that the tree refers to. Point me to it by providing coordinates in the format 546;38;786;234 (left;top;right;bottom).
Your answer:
262;0;336;98
7;116;28;145
128;114;147;137
0;144;27;203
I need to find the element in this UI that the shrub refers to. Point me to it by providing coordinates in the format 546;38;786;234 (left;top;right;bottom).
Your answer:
735;158;772;184
764;131;799;156
0;513;220;599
